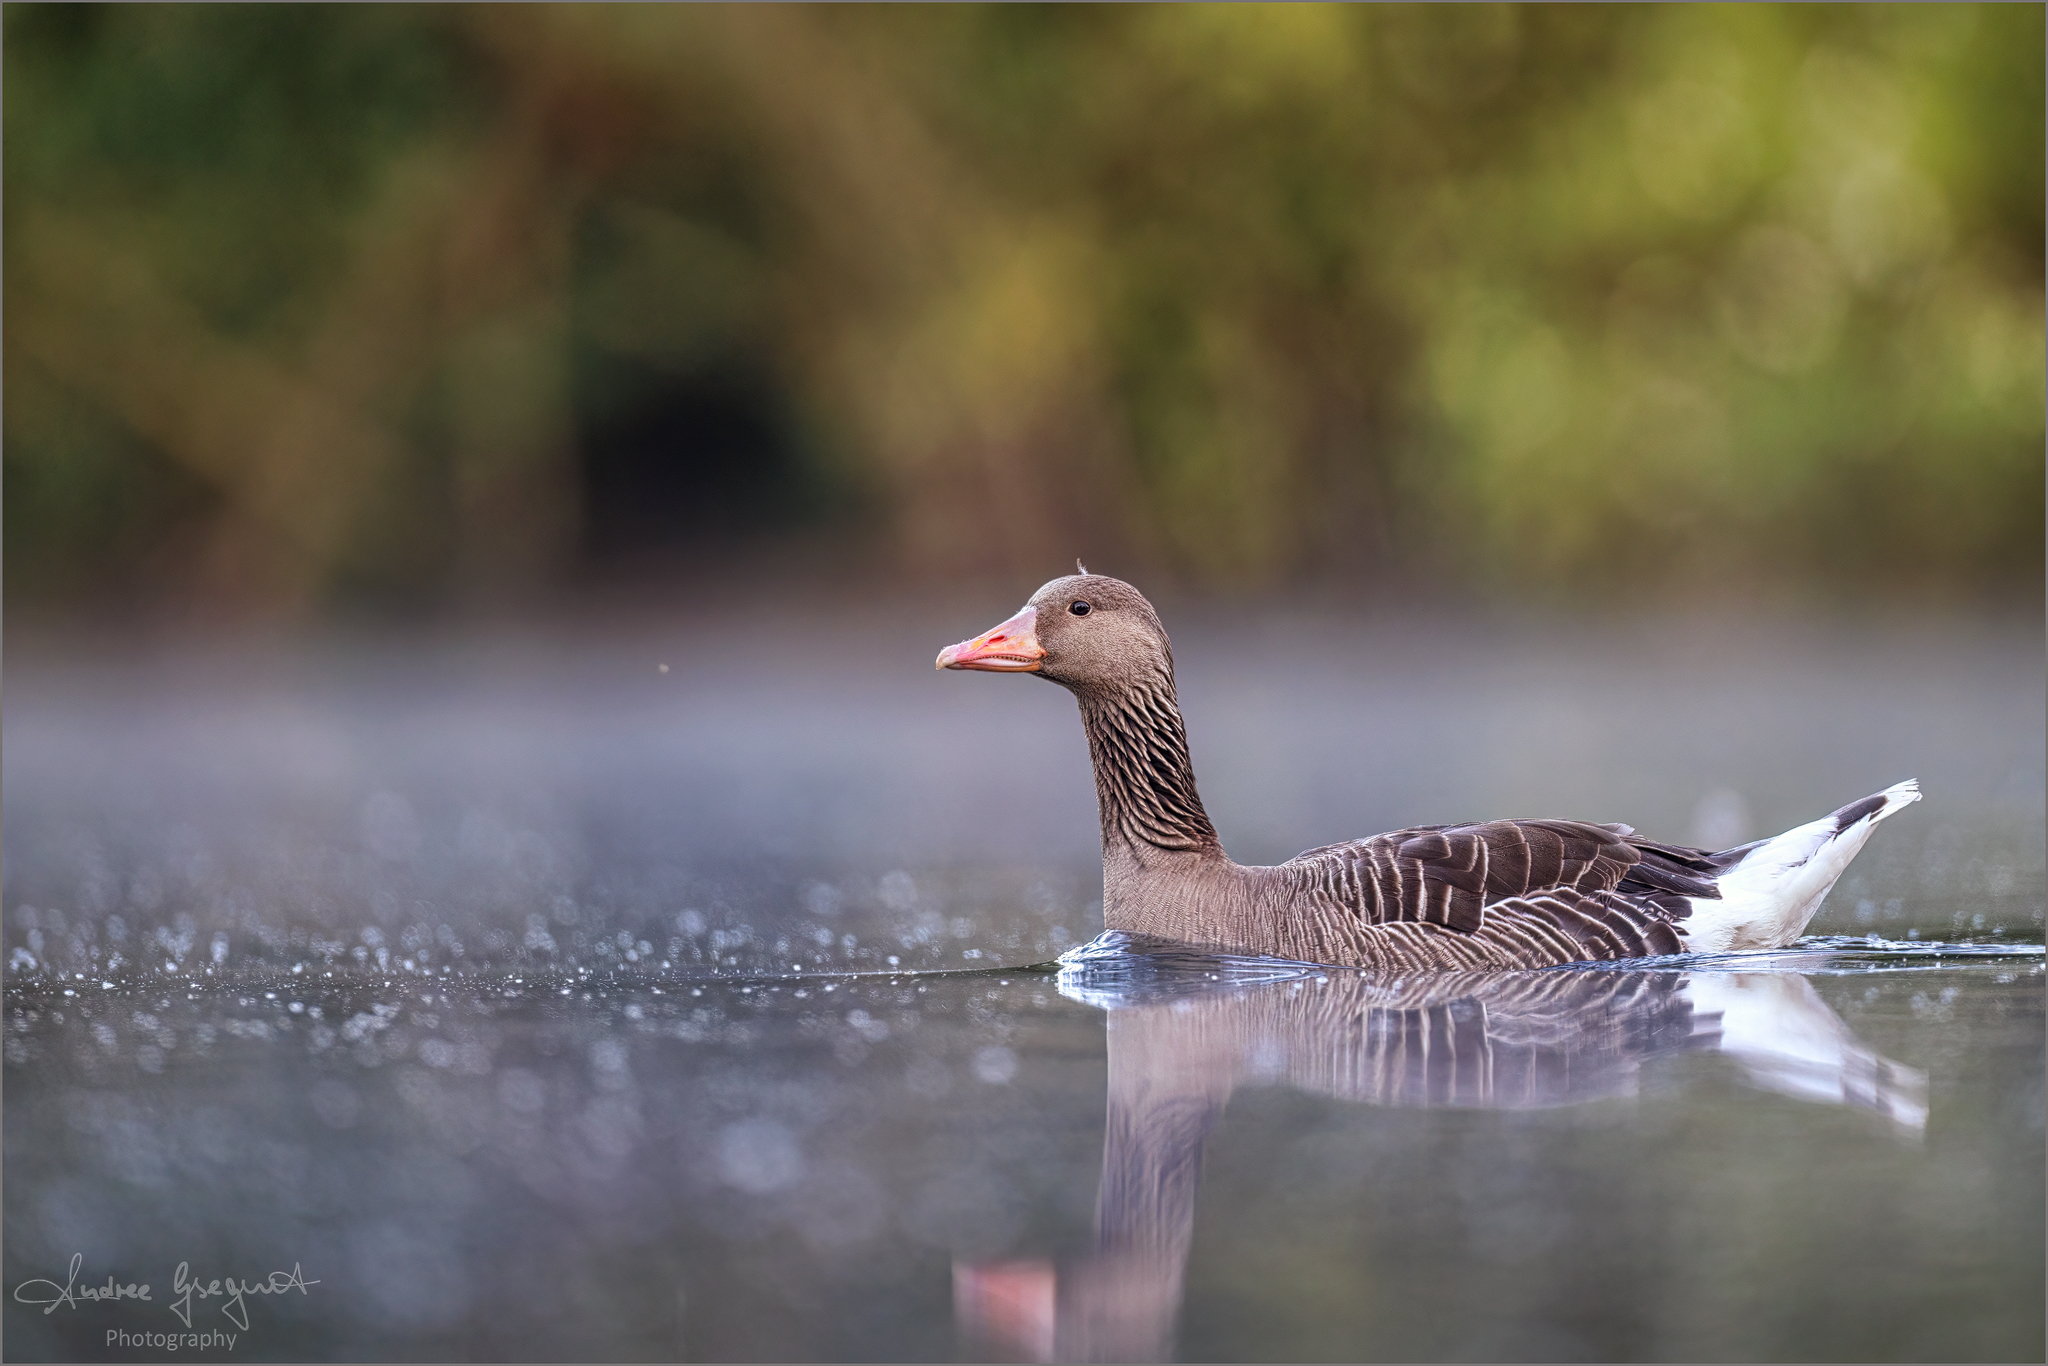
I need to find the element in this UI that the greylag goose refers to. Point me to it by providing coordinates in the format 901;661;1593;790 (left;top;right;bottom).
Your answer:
936;572;1920;969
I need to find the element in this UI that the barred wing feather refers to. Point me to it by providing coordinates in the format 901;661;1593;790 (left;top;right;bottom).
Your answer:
1286;819;1659;932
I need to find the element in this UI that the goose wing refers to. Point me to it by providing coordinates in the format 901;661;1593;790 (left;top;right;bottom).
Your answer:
1287;819;1718;935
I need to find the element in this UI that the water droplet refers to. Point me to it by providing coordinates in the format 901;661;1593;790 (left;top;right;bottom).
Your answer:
715;1119;803;1193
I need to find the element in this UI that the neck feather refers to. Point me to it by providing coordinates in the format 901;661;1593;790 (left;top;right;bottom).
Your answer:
1078;671;1221;856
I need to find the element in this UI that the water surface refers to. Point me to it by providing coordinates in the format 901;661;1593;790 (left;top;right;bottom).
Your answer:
4;938;2041;1362
5;609;2042;1360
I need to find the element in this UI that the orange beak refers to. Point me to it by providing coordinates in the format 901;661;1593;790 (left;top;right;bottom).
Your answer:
936;605;1045;672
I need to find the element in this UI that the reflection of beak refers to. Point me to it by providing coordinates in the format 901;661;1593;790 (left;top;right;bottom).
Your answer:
954;1259;1056;1363
937;606;1045;672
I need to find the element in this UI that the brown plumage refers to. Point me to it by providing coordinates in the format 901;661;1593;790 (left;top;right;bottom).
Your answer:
937;572;1916;969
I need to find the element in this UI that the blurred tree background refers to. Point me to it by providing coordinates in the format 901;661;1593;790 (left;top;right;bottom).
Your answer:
5;3;2041;621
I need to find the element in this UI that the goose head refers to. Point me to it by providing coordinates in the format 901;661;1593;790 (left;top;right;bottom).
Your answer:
936;573;1173;696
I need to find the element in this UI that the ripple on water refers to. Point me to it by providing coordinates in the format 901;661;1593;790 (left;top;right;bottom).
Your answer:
1051;929;2045;1007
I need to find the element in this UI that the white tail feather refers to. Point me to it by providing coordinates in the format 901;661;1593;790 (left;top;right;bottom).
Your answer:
1682;780;1920;953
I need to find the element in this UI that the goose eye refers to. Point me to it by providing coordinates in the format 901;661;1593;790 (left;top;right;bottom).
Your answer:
1069;600;1091;616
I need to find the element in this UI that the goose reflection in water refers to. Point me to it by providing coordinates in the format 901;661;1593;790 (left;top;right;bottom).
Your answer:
954;935;1926;1364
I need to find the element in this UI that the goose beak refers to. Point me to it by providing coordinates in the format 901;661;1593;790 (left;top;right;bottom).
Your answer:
937;606;1045;671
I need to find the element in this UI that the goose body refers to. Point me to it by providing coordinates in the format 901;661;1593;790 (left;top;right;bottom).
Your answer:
937;572;1919;970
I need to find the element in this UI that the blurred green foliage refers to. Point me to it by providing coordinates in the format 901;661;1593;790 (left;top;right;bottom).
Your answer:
5;4;2041;616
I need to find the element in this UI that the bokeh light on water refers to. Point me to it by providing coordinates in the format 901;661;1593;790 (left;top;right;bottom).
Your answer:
4;930;2041;1361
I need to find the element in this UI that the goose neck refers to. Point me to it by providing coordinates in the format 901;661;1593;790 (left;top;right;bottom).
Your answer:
1077;673;1222;859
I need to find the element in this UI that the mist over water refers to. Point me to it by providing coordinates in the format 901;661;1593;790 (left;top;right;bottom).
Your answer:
5;606;2040;980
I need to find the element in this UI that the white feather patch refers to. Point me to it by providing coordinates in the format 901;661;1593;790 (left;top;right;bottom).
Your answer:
1681;780;1920;953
